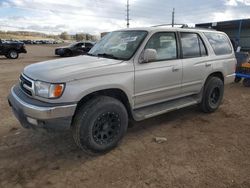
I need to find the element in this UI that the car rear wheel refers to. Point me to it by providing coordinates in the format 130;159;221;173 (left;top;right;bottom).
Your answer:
8;50;19;59
199;77;224;113
243;79;250;87
72;96;128;154
234;76;242;83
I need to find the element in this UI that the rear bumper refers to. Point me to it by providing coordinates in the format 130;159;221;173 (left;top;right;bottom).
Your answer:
225;73;236;84
8;85;77;130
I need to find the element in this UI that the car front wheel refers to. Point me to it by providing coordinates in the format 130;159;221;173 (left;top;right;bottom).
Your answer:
8;50;19;59
72;96;128;154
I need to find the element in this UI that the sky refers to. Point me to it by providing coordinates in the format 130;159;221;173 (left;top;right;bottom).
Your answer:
0;0;250;35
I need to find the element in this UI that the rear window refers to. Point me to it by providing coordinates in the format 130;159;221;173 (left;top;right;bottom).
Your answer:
85;43;93;47
204;32;232;55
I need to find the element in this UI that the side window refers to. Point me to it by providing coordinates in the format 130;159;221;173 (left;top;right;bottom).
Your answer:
85;43;93;48
204;32;232;55
75;43;83;47
180;32;207;58
145;32;177;61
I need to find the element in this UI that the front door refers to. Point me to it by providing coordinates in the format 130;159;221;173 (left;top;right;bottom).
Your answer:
134;32;182;109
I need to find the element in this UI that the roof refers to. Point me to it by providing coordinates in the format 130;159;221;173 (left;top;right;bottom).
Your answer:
196;18;250;29
116;26;221;34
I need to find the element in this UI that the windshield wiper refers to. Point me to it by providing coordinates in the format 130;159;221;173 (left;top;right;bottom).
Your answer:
96;53;119;60
86;52;96;56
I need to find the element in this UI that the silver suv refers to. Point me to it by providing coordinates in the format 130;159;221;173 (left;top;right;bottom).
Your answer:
8;26;236;153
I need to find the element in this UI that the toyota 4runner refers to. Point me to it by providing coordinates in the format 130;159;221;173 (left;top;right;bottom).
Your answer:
8;26;236;154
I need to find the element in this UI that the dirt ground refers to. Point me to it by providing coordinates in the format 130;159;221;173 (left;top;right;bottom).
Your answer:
0;45;250;188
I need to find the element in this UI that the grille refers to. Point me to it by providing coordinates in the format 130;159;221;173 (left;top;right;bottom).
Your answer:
20;84;32;96
19;74;33;96
20;74;32;87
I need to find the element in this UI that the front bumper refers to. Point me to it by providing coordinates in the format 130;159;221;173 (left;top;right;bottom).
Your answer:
19;48;27;54
8;85;77;130
55;48;64;55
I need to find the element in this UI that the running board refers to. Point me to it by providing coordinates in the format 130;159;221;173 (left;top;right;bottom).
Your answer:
132;96;199;121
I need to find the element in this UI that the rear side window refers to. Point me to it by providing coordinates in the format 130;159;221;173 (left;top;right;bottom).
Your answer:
204;32;232;55
180;33;207;58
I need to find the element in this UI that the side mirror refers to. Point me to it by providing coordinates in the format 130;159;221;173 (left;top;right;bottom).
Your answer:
140;49;157;63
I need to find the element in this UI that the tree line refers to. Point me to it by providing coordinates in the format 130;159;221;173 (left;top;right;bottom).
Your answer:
60;32;97;41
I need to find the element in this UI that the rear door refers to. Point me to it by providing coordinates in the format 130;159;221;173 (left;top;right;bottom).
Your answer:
180;32;212;95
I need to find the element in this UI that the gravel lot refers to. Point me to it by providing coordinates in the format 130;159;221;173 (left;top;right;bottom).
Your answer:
0;45;250;188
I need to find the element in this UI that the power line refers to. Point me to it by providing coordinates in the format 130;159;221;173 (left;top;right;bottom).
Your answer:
126;0;130;28
172;8;175;27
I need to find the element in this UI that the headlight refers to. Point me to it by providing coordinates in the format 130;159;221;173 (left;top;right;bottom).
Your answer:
35;81;65;99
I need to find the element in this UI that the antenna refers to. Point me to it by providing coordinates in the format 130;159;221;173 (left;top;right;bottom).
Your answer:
172;8;175;27
126;0;130;28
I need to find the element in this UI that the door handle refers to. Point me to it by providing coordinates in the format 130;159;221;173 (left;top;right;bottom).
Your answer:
172;66;180;72
205;63;212;67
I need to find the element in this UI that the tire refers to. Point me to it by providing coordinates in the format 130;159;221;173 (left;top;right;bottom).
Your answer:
199;77;224;113
72;96;128;154
243;79;250;87
234;76;242;83
7;50;19;59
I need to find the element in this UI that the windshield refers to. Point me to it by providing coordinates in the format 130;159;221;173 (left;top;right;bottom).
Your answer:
88;30;148;60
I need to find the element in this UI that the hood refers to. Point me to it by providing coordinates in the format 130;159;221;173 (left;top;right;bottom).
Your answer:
24;55;123;82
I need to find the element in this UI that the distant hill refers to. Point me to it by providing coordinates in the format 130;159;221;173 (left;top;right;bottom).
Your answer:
0;30;98;41
0;31;58;40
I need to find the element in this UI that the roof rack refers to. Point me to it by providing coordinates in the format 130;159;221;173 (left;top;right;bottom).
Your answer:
151;24;216;31
151;24;189;28
187;26;216;31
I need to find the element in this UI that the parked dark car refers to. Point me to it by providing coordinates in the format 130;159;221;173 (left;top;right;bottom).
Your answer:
0;39;27;59
55;41;94;57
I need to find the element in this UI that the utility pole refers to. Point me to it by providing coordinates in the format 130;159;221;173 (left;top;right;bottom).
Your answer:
126;0;130;28
172;8;175;27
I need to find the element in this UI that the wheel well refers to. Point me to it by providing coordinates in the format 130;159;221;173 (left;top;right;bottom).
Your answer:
75;89;132;118
207;72;224;83
5;48;16;54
